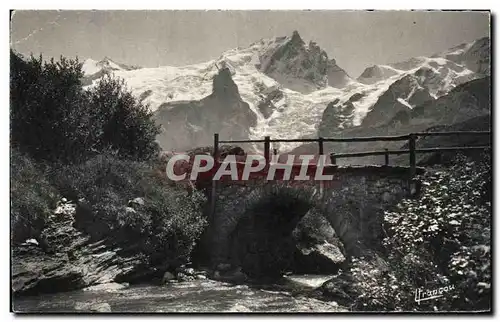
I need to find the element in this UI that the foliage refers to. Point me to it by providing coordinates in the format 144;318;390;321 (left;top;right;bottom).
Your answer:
51;155;208;266
10;51;160;164
10;149;59;242
10;52;86;163
85;74;160;161
10;51;205;269
343;153;491;311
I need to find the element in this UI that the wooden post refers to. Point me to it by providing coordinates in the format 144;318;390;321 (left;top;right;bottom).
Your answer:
318;137;325;196
273;148;278;156
330;153;337;165
210;133;219;225
384;148;389;166
409;134;416;178
264;136;271;164
213;133;219;161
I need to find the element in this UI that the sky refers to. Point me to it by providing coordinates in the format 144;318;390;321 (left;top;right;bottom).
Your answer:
10;10;490;78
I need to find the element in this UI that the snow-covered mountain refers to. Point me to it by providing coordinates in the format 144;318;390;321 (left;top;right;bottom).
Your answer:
83;57;141;75
319;37;489;137
82;57;141;85
435;37;490;75
255;30;352;92
154;67;257;152
82;33;490;153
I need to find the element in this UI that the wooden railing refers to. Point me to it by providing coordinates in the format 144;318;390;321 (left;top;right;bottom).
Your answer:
213;131;491;178
207;131;490;224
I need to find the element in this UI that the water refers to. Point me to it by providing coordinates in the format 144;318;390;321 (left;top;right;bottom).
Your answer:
13;276;345;313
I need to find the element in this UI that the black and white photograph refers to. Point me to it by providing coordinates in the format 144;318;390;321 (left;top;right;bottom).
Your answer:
9;9;492;313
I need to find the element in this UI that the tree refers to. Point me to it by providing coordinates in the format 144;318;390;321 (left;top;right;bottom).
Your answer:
85;74;160;161
10;51;160;163
10;51;87;163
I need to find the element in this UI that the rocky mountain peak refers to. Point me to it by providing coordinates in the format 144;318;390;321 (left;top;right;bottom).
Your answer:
290;30;304;46
212;67;240;99
257;31;350;93
357;65;399;85
327;58;352;88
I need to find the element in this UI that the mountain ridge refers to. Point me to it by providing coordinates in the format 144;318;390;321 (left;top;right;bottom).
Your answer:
82;33;490;152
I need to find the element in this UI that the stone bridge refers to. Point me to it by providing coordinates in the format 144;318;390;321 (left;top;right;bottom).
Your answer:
205;165;423;271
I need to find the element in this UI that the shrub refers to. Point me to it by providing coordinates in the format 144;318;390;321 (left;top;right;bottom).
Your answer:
10;51;160;164
10;149;59;242
51;155;208;267
85;74;160;161
10;52;87;163
343;153;491;311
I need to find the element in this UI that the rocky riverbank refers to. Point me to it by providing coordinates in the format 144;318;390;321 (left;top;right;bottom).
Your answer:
12;197;347;298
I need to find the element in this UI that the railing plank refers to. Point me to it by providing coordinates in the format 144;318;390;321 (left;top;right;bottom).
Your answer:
414;131;491;137
330;146;491;159
331;150;410;158
272;134;410;143
219;139;267;143
415;146;491;153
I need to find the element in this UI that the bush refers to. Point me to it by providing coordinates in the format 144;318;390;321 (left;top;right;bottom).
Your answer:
10;51;160;164
85;74;160;161
52;155;208;267
10;149;59;242
343;153;491;311
10;52;87;163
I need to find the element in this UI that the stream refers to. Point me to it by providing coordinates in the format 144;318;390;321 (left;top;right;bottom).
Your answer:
13;275;345;313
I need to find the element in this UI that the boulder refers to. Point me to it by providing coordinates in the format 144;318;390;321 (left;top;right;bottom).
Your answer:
226;303;250;312
128;197;145;208
161;271;176;284
22;239;39;246
75;302;112;312
184;268;195;276
176;272;188;282
124;206;137;215
216;263;232;272
293;241;345;274
291;209;346;274
212;267;247;284
83;282;129;292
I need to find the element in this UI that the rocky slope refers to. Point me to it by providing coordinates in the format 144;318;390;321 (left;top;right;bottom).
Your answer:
437;36;490;75
293;75;490;165
319;37;490;139
154;67;257;151
12;194;347;296
12;201;142;295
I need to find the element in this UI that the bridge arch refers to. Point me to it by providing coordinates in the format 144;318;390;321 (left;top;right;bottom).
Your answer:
206;165;422;277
